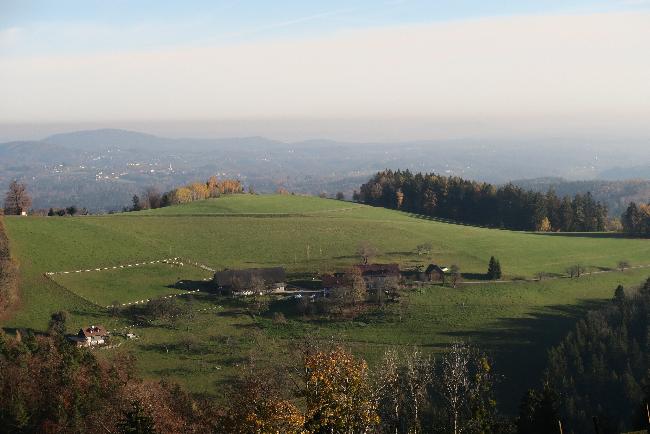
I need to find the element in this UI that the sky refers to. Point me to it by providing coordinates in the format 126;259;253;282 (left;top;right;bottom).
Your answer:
1;0;650;141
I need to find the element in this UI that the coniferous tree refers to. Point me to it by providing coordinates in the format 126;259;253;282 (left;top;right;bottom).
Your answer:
118;401;156;434
487;257;502;280
359;170;608;232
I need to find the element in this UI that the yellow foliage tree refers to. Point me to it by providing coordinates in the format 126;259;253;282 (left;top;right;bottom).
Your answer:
537;217;552;232
172;187;192;204
188;182;209;201
302;346;380;433
206;176;220;198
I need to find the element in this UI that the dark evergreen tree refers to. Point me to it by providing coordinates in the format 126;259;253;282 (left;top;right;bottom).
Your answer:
118;401;156;434
487;256;502;280
359;170;608;232
131;195;142;212
517;386;562;434
614;285;626;303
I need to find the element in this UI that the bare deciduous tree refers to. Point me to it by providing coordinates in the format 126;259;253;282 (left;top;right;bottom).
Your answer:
415;242;433;256
3;180;31;215
143;187;162;209
357;241;379;265
450;265;462;288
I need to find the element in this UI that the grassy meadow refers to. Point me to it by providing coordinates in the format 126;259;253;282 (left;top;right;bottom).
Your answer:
3;194;650;409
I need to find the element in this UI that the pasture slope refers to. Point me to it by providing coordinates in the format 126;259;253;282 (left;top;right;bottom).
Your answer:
2;194;650;409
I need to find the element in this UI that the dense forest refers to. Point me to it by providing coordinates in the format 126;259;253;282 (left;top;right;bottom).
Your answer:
521;279;650;433
514;177;650;217
358;170;608;232
621;202;650;236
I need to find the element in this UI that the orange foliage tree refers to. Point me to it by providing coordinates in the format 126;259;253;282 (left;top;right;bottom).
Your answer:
302;346;380;433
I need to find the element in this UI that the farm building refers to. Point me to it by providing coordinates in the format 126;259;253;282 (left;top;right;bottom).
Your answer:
401;264;448;282
425;264;448;281
322;263;401;290
67;325;109;347
213;267;286;295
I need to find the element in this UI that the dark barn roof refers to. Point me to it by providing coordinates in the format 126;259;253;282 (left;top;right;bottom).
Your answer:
214;267;286;289
79;325;108;338
425;264;446;275
354;263;400;277
321;273;346;288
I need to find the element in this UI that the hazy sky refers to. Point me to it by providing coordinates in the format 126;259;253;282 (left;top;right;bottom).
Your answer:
1;0;650;141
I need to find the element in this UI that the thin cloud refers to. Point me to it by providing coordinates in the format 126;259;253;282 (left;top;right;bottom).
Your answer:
1;11;649;131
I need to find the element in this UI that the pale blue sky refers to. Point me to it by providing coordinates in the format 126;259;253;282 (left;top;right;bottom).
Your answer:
1;0;649;140
1;0;648;56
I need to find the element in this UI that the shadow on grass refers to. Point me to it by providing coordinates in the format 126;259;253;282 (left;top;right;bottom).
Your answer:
530;232;631;239
167;279;214;291
442;299;607;414
461;272;490;281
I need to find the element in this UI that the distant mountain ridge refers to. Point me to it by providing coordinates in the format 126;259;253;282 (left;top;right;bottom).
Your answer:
1;128;649;212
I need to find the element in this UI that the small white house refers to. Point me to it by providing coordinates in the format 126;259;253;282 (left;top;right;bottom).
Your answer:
20;211;27;216
68;325;109;347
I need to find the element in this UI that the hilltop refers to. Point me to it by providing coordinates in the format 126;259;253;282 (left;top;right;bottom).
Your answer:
3;194;650;409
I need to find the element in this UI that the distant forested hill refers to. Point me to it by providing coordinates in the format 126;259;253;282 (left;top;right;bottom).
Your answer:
514;178;650;216
359;170;608;232
1;128;649;212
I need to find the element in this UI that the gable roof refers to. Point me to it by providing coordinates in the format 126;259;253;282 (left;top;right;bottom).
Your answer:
79;325;108;338
353;263;400;276
425;264;446;275
214;267;286;288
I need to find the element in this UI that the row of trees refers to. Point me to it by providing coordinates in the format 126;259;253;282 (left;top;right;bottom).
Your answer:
621;202;650;236
130;176;244;211
359;170;608;232
0;215;19;316
524;279;650;433
1;314;508;434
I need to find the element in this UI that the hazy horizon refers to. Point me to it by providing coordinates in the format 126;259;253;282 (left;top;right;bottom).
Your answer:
2;1;650;144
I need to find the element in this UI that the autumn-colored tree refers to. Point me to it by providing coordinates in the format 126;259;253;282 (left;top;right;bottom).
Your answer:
537;217;552;232
171;187;192;204
216;369;304;434
206;176;220;198
188;182;209;201
395;189;405;209
347;267;368;307
220;179;243;194
3;180;31;215
302;346;380;433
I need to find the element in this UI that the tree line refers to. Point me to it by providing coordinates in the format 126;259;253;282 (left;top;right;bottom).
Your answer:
520;278;650;433
621;202;650;236
358;170;608;232
0;319;512;434
130;176;244;211
0;215;19;317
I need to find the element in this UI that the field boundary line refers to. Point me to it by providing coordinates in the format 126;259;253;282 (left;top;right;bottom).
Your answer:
45;258;184;276
43;273;104;308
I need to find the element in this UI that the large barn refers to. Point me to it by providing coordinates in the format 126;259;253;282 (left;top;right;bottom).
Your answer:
213;267;286;295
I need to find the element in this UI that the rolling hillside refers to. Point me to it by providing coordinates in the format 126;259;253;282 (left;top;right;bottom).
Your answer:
3;194;650;409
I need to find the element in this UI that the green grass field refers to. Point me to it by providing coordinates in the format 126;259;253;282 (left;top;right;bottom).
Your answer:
51;262;213;306
3;194;650;410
